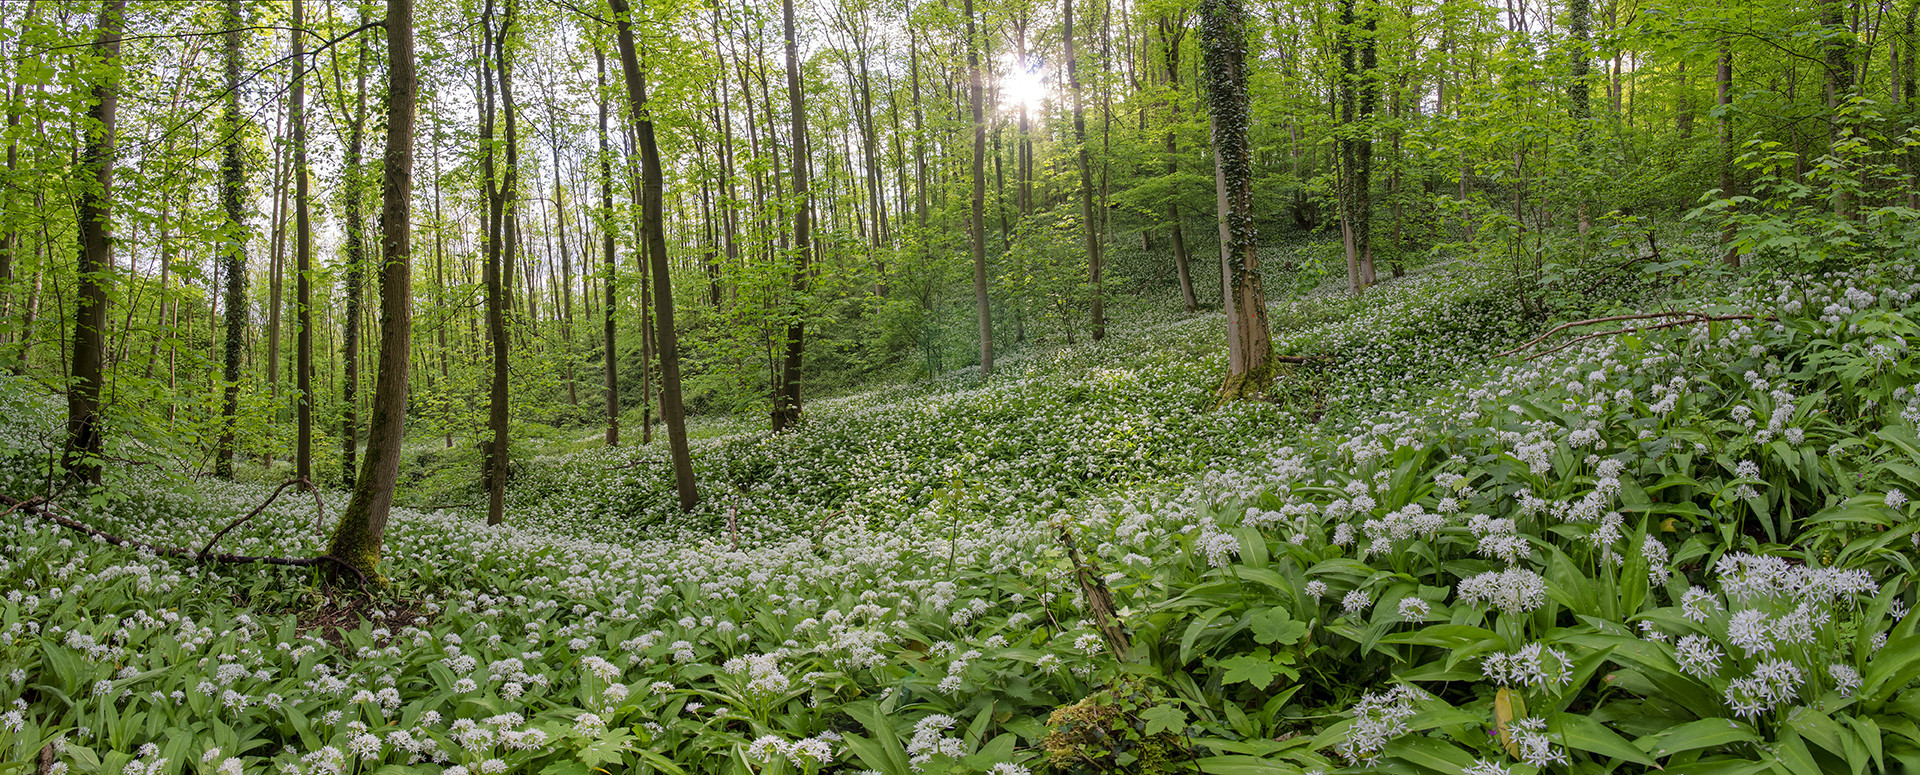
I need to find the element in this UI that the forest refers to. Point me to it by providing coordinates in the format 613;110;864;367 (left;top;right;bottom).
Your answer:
2;0;1920;771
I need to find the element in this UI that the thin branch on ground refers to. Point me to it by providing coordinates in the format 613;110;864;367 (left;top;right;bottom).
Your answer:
1497;311;1770;359
199;477;311;561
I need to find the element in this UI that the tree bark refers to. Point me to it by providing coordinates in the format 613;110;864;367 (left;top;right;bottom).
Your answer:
610;0;699;510
1717;40;1738;267
1822;0;1855;219
597;47;619;446
293;0;314;482
1159;14;1198;312
481;0;518;527
215;0;249;479
772;0;810;432
1200;0;1277;399
339;29;370;488
1067;0;1106;340
965;0;994;376
64;0;125;487
326;0;415;584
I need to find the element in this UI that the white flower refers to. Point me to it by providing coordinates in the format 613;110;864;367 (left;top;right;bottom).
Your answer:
1342;589;1373;617
1456;568;1548;615
1888;489;1909;510
1674;635;1724;679
1397;597;1430;622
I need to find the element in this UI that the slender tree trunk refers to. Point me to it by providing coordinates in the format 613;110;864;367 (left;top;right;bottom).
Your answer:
482;0;519;527
965;0;994;376
293;0;314;482
611;0;698;510
1201;0;1277;399
1067;0;1106;340
326;0;415;584
1718;40;1738;267
598;48;620;446
552;135;577;406
1570;0;1593;237
1160;15;1197;312
0;0;37;358
215;0;249;479
1823;0;1855;219
64;1;124;487
772;0;810;432
340;32;370;488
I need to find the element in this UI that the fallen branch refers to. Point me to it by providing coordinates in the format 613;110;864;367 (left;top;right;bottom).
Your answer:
1058;527;1133;661
1518;314;1766;361
199;477;310;561
0;492;336;570
1498;311;1768;359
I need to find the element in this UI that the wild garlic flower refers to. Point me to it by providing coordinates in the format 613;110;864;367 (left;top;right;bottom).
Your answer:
1680;587;1723;622
1456;568;1548;615
1336;685;1421;764
1674;635;1725;679
1481;644;1573;689
1397;597;1430;622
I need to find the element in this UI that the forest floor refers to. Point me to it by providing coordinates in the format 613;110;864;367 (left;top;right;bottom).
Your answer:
5;230;1920;774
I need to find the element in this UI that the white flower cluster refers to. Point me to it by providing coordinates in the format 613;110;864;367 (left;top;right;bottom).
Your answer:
1456;568;1548;615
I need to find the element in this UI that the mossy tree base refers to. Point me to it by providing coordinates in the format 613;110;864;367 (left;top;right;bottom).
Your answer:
1216;354;1280;405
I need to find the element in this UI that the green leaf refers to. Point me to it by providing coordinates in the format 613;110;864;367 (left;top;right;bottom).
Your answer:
580;729;634;766
1637;718;1760;759
1141;704;1188;736
1195;755;1302;774
1250;607;1306;646
1217;653;1281;690
1382;735;1475;774
1554;712;1655;767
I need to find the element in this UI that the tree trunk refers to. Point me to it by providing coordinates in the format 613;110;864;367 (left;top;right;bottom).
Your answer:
215;0;249;479
0;0;38;364
966;0;994;376
340;31;369;488
1200;0;1277;399
772;0;810;432
1569;0;1593;237
325;0;415;584
293;0;314;482
1822;0;1854;219
481;0;518;527
1718;41;1738;267
1067;0;1106;340
597;47;619;446
1160;14;1197;312
610;0;699;510
64;0;124;487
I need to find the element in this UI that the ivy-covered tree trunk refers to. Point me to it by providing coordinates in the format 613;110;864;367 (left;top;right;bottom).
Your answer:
215;0;248;479
64;0;125;487
610;0;699;510
1821;0;1854;220
325;0;415;583
340;29;370;488
1200;0;1277;400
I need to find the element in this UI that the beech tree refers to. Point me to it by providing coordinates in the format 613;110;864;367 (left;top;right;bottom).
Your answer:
326;0;417;582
